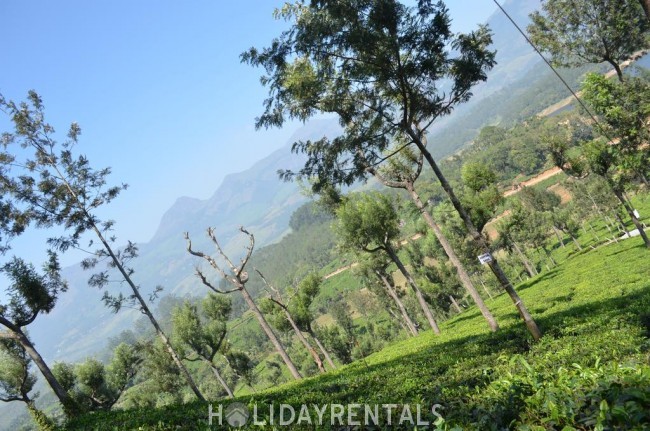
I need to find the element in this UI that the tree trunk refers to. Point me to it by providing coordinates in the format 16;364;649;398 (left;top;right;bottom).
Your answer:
0;323;77;416
612;187;650;248
543;247;557;266
569;233;583;251
26;400;56;431
384;244;440;334
203;358;234;398
607;59;625;82
513;241;537;277
552;226;566;248
283;309;325;373
407;186;499;332
377;271;418;336
411;137;542;341
614;211;630;236
387;308;412;335
449;295;462;313
478;276;494;300
88;225;206;402
309;332;336;370
239;286;302;379
586;221;601;241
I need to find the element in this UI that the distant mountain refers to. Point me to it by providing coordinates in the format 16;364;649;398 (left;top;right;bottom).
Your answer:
27;0;546;365
2;1;604;427
28;118;341;363
22;0;560;367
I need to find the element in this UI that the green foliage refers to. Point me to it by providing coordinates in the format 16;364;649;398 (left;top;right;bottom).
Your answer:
64;237;650;430
528;0;649;79
244;0;495;193
171;294;231;362
52;342;141;412
0;339;35;403
335;192;399;253
460;162;503;232
582;73;650;183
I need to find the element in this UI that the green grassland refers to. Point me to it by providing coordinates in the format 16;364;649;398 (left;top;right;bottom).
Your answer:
64;201;650;429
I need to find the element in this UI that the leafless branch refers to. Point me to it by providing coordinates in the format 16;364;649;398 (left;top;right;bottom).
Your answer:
195;268;240;294
237;226;255;276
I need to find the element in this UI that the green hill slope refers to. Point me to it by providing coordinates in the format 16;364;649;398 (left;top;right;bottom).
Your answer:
64;231;650;430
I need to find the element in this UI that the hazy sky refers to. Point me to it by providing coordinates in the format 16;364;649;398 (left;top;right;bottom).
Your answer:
1;1;499;265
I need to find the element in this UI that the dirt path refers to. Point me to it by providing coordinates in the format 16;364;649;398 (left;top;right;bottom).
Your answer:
502;166;563;197
536;49;648;118
321;52;649;280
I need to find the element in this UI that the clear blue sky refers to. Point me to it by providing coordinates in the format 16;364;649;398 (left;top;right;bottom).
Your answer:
1;1;498;265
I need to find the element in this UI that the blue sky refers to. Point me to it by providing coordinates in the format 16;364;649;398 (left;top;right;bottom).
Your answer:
1;1;498;266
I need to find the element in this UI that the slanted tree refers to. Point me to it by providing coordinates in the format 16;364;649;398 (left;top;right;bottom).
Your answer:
0;91;205;401
171;294;234;398
0;339;56;430
244;0;541;340
0;254;77;416
365;145;498;331
528;0;649;82
288;273;337;370
496;210;539;278
184;227;302;379
356;254;418;337
256;269;326;374
335;191;440;333
550;116;650;248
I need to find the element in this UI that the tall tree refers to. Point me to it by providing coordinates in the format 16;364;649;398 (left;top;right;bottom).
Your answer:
184;227;302;380
366;146;498;331
549;75;650;248
0;91;205;401
335;192;440;333
244;0;541;340
528;0;649;82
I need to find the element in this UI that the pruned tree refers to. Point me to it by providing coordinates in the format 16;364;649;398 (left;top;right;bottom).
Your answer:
52;343;141;412
355;254;418;337
184;226;302;379
171;294;234;398
288;273;337;370
0;91;205;401
256;269;326;374
528;0;649;82
335;191;440;333
243;0;541;340
365;145;498;331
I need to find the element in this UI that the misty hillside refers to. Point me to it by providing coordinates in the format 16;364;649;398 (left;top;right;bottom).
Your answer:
27;119;341;363
25;0;570;369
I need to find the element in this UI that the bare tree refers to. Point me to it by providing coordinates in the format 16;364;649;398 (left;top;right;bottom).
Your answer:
184;227;302;380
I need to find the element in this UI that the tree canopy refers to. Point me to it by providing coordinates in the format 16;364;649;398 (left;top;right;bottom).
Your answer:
528;0;649;81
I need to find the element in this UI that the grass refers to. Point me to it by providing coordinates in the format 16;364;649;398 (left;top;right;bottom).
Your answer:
63;235;650;430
